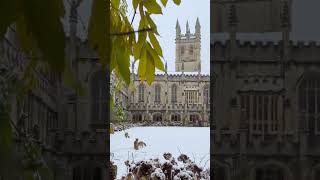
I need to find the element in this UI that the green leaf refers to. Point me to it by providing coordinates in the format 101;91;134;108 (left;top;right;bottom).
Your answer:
138;48;147;81
147;42;165;71
173;0;181;5
20;0;66;72
111;0;120;8
161;0;168;7
133;0;140;10
133;31;147;59
148;32;163;57
144;0;162;14
89;0;109;65
146;50;155;84
0;0;18;39
145;13;158;35
116;46;130;84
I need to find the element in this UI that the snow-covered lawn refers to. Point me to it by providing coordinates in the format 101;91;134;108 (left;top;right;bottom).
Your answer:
110;127;210;179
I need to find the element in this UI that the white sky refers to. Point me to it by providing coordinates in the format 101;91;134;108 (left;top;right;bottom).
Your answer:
128;0;210;75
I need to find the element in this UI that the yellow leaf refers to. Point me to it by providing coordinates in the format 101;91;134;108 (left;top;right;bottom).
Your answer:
148;32;163;57
147;42;165;71
146;50;155;84
146;13;158;35
116;46;131;84
144;0;162;14
133;0;140;10
110;127;115;134
138;48;147;81
173;0;181;5
88;0;109;65
161;0;168;7
111;0;120;8
19;0;66;72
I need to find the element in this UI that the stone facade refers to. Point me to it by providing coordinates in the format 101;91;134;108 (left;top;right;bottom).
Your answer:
128;72;210;126
0;2;108;180
212;0;320;180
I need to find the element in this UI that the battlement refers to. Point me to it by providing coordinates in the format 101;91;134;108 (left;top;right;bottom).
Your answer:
133;73;210;82
212;40;320;62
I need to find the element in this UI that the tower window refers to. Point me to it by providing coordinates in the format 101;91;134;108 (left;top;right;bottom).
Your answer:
189;45;193;55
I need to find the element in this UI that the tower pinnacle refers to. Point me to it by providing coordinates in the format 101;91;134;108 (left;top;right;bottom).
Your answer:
176;19;181;37
186;21;190;34
195;17;201;37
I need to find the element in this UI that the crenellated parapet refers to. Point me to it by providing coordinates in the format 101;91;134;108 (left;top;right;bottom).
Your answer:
212;40;320;63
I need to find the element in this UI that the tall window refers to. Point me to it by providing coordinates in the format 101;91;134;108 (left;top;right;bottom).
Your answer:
73;167;102;180
91;71;107;124
185;90;199;104
153;113;162;122
172;84;177;103
255;165;284;180
155;84;161;103
138;84;145;102
181;46;185;54
240;92;280;134
203;85;209;106
298;77;320;133
171;114;180;121
189;45;194;55
133;114;142;122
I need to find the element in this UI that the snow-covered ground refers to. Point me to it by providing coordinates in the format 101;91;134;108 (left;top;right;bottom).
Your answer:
110;127;210;179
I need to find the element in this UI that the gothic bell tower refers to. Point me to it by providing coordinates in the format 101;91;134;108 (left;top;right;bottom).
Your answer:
175;18;201;72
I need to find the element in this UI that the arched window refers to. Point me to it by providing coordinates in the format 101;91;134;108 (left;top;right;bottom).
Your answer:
190;114;200;125
91;71;107;125
203;85;209;106
171;114;180;122
213;164;227;180
93;167;102;180
73;166;102;180
155;84;161;103
138;84;145;102
132;114;142;122
153;113;162;122
255;165;285;180
172;84;177;103
73;167;81;180
298;75;320;133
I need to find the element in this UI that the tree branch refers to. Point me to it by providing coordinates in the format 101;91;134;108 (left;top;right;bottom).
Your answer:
131;10;136;25
110;28;154;36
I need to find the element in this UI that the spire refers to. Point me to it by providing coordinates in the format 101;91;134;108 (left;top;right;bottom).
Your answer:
195;17;201;37
176;19;181;37
186;21;190;34
165;61;168;74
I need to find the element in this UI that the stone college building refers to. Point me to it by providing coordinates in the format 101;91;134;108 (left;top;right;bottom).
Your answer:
124;18;210;127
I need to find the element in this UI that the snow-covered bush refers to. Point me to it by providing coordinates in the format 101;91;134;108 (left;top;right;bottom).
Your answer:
120;153;210;180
